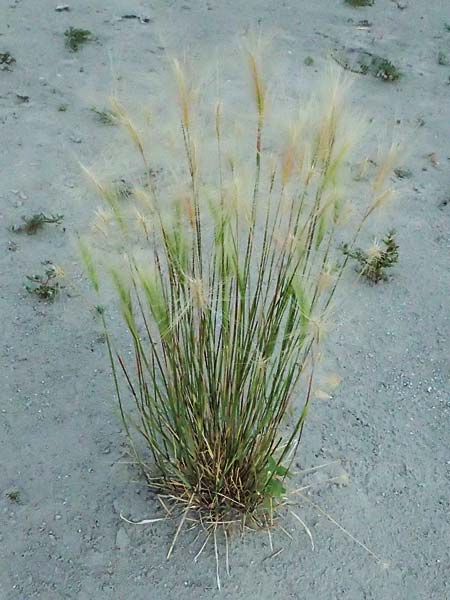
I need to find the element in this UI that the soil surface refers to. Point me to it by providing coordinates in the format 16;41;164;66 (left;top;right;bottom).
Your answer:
1;1;450;599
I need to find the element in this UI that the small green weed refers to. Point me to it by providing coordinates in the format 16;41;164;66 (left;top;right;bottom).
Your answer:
6;489;21;503
26;264;63;301
64;27;94;51
341;230;399;282
11;213;64;235
304;56;314;66
58;104;68;112
91;107;116;125
373;58;401;81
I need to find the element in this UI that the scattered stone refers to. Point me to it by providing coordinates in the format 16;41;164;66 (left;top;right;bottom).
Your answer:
115;527;129;550
69;134;82;143
356;19;372;28
120;14;152;24
15;93;29;103
55;4;70;10
396;1;407;8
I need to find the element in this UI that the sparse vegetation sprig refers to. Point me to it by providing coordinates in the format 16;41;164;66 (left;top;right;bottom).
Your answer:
64;27;94;52
26;264;62;300
341;230;399;282
91;107;117;125
332;49;401;81
80;54;396;570
11;213;64;235
372;57;401;81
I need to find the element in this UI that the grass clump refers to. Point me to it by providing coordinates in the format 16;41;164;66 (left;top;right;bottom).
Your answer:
26;264;62;300
64;27;94;51
11;213;64;235
80;54;397;570
341;230;399;282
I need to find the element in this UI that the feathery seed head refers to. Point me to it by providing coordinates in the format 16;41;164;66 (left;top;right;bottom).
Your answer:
248;52;266;118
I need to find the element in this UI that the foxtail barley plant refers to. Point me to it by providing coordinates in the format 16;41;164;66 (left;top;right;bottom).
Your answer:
80;53;396;559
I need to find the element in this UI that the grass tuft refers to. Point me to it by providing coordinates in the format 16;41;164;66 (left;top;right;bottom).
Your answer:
80;55;397;556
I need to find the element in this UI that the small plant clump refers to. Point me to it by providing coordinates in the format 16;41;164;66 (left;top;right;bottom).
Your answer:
79;54;398;580
6;489;21;503
332;48;401;81
91;107;117;125
345;0;374;6
64;27;94;51
0;51;16;70
438;51;449;66
11;213;64;235
341;230;399;282
372;57;401;81
58;104;68;112
26;264;62;301
304;56;314;66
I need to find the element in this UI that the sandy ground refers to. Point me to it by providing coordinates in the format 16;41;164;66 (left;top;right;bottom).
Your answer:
1;0;450;598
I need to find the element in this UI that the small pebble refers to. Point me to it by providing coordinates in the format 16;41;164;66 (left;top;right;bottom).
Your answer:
115;527;129;550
